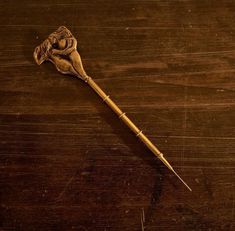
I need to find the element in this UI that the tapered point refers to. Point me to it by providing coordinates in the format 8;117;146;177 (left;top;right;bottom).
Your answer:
171;168;192;192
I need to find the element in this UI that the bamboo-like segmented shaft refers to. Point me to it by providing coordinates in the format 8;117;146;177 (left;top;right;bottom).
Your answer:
86;77;186;179
87;76;164;156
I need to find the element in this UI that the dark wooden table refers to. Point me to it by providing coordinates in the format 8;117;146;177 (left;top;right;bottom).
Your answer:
0;1;234;230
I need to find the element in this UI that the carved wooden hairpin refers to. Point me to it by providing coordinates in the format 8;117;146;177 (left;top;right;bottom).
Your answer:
34;26;192;191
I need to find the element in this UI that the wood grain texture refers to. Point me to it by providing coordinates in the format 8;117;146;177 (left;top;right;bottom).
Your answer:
0;0;234;230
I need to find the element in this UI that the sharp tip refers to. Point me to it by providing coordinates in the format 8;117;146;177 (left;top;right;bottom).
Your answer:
185;183;192;192
157;154;192;191
171;168;192;192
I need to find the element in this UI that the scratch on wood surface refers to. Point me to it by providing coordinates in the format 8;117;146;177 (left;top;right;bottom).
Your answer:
181;76;188;170
55;173;76;201
232;183;235;220
140;208;145;231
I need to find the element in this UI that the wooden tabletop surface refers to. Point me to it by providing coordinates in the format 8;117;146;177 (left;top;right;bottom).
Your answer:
0;1;234;230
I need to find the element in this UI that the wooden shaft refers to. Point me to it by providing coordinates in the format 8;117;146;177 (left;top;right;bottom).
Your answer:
86;76;173;171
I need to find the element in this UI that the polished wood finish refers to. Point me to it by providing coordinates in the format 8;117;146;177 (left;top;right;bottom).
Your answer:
0;1;235;230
